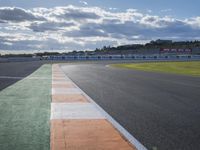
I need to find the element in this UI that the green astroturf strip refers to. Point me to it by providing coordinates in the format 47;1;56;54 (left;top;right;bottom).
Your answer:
0;64;52;150
112;61;200;77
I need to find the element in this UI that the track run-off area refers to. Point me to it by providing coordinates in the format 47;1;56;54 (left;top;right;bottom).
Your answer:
0;64;51;150
0;61;200;150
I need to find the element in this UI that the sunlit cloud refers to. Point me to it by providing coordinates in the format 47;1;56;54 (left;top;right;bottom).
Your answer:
0;5;200;52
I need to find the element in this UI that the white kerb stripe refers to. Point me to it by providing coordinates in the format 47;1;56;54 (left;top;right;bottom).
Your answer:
51;103;105;120
52;88;82;95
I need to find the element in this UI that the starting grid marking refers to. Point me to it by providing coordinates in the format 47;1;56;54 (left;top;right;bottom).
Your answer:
50;64;147;150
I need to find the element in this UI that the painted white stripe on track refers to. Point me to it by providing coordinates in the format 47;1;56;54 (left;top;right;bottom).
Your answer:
52;88;82;95
51;103;105;120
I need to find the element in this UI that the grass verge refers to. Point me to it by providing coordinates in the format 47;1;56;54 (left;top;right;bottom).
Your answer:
112;61;200;77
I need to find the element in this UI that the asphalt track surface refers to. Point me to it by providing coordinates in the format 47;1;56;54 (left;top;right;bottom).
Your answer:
0;61;46;90
1;61;200;150
60;62;200;150
0;60;136;91
0;61;46;91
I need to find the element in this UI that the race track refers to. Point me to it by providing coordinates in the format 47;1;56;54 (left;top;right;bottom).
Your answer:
0;61;43;90
1;61;200;150
61;63;200;150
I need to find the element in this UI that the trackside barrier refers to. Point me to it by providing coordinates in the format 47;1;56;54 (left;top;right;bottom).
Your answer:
47;55;200;61
0;57;41;63
1;55;199;62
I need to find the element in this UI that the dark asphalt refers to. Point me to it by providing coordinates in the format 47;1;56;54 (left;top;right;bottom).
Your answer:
61;63;200;150
0;61;44;90
0;60;134;90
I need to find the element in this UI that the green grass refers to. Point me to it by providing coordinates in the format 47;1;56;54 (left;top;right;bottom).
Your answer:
0;64;52;150
112;61;200;77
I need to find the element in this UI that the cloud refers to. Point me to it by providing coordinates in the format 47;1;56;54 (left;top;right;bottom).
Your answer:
0;7;45;22
0;5;200;53
62;9;99;20
79;1;88;6
109;8;117;11
54;6;100;21
64;23;108;37
29;21;75;32
185;17;200;28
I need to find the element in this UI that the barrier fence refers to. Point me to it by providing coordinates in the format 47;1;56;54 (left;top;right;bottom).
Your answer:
1;55;200;62
47;55;200;61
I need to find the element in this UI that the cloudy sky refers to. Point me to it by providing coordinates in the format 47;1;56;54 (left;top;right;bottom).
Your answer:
0;0;200;53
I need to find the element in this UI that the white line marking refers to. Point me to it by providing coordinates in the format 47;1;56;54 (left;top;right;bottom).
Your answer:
52;88;82;95
60;65;148;150
52;81;72;85
51;103;105;120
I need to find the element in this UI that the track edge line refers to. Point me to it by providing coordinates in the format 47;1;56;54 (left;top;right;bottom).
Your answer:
60;64;148;150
